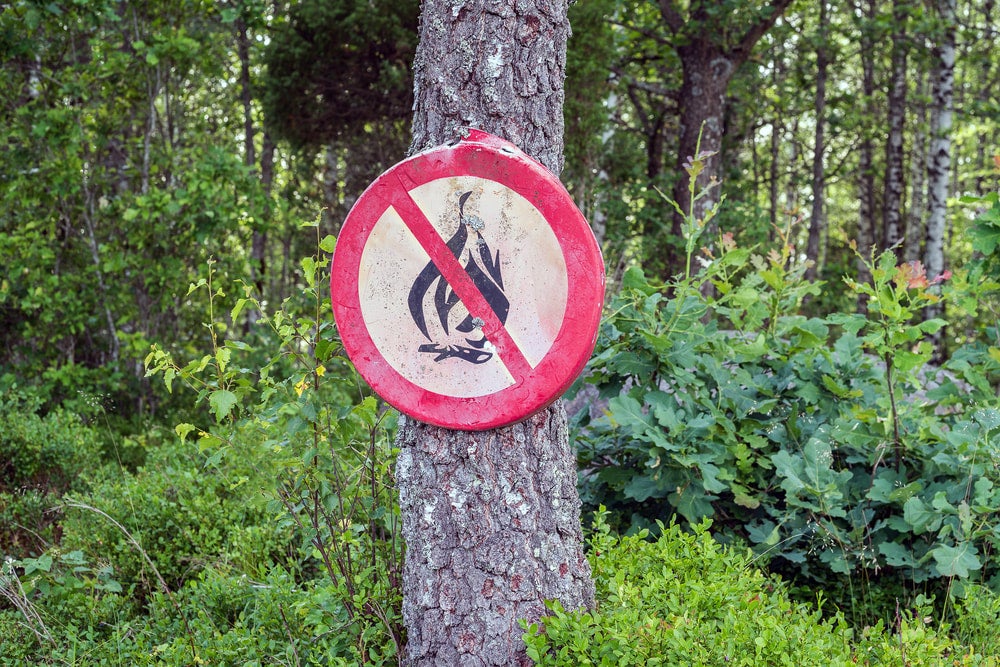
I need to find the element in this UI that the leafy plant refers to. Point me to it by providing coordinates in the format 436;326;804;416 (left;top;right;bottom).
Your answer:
570;155;1000;623
143;223;405;663
522;510;994;666
0;395;102;557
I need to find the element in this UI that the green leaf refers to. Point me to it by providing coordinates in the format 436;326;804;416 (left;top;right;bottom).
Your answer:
175;422;196;443
209;389;238;421
646;391;678;430
879;541;916;568
893;348;930;373
973;408;1000;432
671;485;715;523
301;256;317;287
319;234;337;253
918;318;947;335
608;395;652;431
624;474;667;502
771;450;805;494
621;265;656;295
931;542;982;578
231;297;248;322
903;496;940;535
23;554;53;575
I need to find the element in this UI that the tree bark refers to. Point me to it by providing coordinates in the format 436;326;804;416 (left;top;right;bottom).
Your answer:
854;0;878;304
882;0;911;250
805;0;829;282
660;0;794;274
399;2;595;665
904;71;929;264
925;0;956;343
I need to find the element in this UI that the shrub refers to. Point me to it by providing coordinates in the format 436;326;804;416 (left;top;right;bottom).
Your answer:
570;177;1000;620
58;428;294;600
0;394;102;557
523;511;996;666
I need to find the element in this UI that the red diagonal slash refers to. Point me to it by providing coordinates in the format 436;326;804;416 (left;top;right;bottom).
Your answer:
383;179;533;381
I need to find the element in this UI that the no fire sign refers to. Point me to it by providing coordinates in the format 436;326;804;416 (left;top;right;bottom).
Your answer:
330;129;604;430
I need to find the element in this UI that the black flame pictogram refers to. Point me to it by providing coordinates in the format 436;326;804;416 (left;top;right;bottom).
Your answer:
407;191;508;364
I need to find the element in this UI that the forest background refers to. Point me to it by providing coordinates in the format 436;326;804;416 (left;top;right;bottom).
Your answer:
2;0;1000;664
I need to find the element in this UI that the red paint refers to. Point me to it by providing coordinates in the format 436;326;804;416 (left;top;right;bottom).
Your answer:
330;128;605;430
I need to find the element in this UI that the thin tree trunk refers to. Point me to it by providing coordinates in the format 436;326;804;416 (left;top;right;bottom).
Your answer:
882;0;911;249
768;43;784;234
770;120;782;235
855;0;878;302
805;0;829;282
237;17;256;171
237;17;271;301
670;41;731;254
784;118;800;216
925;0;956;343
905;71;929;263
399;3;594;665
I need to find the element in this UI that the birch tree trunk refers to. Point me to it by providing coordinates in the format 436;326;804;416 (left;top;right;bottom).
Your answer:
882;0;911;250
854;0;878;302
925;0;956;339
805;0;829;282
397;3;595;664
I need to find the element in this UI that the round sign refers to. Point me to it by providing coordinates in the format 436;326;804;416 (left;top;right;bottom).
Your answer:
330;129;604;430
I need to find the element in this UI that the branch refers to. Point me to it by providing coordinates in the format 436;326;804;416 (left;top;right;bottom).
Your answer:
657;0;685;34
732;0;795;65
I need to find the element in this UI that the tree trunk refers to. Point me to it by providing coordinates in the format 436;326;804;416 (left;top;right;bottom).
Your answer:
769;117;782;235
670;40;729;246
882;0;911;250
854;0;878;302
904;70;929;264
658;0;793;275
805;0;829;282
398;2;595;665
925;0;956;341
784;117;800;216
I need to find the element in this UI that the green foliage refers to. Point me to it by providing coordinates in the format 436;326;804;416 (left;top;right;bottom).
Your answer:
59;437;290;598
143;230;405;662
261;0;418;148
1;232;403;664
0;395;102;557
522;510;996;666
572;158;1000;622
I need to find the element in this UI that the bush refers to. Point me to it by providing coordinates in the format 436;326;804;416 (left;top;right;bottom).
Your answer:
523;511;996;666
0;394;102;557
571;195;1000;620
58;427;295;600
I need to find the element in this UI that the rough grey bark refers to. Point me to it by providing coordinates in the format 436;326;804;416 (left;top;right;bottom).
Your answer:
925;0;956;337
882;0;911;249
398;2;595;665
805;0;829;282
408;1;570;174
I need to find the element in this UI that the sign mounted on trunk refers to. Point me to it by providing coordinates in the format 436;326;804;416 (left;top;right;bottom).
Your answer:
330;129;604;430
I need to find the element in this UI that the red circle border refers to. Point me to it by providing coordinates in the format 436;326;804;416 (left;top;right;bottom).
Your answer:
330;129;605;430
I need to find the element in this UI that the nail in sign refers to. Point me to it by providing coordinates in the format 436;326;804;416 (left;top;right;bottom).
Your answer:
330;129;604;430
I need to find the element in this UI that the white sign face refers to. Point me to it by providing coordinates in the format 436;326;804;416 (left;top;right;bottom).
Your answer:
357;177;568;398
